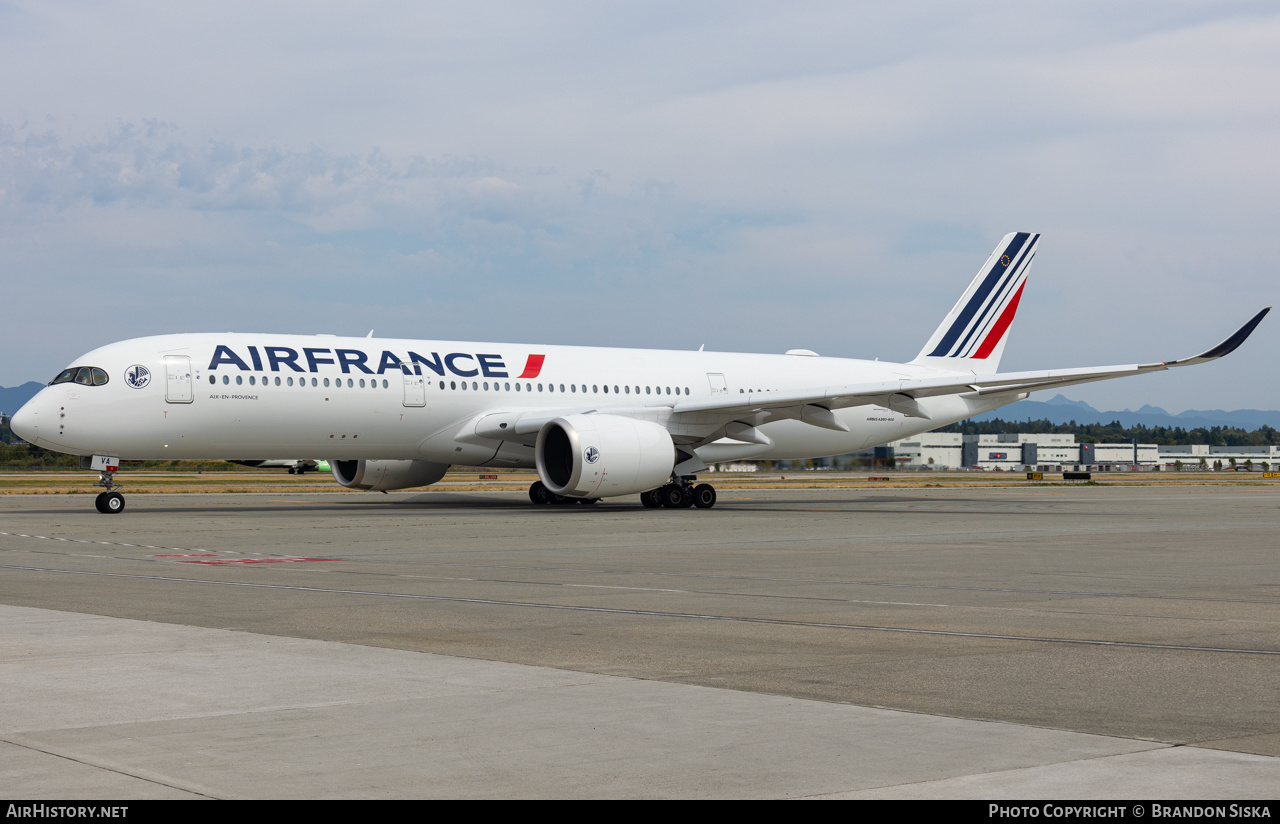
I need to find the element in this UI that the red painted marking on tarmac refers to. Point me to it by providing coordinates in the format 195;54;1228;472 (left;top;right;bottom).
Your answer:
151;554;219;557
179;557;340;565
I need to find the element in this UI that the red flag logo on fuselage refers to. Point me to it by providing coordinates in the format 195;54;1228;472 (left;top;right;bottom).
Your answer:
517;354;545;379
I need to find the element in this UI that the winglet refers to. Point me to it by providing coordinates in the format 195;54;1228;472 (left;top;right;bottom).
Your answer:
1167;307;1270;368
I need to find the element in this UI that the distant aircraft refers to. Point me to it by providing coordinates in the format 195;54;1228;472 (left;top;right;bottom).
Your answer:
9;232;1268;514
228;459;328;475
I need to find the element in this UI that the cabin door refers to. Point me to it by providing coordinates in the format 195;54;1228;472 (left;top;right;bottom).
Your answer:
164;356;193;403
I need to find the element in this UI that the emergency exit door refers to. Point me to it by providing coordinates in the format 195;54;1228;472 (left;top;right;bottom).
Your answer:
164;356;193;403
707;373;728;395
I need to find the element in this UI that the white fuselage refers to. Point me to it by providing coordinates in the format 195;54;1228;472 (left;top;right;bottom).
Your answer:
15;333;1015;466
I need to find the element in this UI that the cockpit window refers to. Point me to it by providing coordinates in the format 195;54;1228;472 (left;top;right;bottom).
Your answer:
50;366;110;387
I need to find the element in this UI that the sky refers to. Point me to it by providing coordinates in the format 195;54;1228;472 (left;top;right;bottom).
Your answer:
1;1;1277;413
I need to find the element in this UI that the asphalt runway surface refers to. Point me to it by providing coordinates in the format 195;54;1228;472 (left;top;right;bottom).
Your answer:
1;485;1278;797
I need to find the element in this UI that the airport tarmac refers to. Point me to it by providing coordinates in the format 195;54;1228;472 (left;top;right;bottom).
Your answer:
1;485;1277;797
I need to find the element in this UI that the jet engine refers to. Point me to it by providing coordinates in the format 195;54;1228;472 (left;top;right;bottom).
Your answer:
331;459;449;492
535;414;675;499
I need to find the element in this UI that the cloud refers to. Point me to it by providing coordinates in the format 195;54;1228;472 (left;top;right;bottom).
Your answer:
1;3;1278;413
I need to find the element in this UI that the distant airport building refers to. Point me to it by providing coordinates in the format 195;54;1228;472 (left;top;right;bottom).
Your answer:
868;433;1280;470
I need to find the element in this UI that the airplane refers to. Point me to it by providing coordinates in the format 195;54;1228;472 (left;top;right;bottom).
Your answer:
7;232;1269;514
228;459;329;474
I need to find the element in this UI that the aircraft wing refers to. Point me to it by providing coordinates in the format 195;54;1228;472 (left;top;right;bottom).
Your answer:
466;308;1267;444
669;307;1271;428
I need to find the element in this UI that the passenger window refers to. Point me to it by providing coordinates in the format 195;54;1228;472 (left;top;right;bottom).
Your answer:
625;386;630;394
472;381;478;390
645;386;651;395
287;377;294;386
209;375;216;385
324;378;330;387
571;384;576;393
311;378;318;387
223;375;230;385
439;381;445;389
593;385;598;393
450;381;456;390
359;379;365;388
347;378;353;388
483;382;489;390
504;382;511;391
515;383;521;391
383;379;389;388
538;383;543;392
249;376;255;386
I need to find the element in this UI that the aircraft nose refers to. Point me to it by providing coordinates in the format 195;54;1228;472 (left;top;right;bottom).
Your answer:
9;397;38;444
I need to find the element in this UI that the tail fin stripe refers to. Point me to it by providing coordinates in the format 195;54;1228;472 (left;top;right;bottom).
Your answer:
926;232;1030;357
949;244;1035;358
971;280;1026;359
955;248;1035;358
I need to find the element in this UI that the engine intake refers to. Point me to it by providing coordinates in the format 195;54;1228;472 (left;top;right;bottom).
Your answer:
331;459;449;492
535;414;675;498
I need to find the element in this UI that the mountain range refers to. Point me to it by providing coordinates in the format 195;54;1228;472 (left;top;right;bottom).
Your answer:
0;383;44;417
3;381;1279;432
971;394;1280;431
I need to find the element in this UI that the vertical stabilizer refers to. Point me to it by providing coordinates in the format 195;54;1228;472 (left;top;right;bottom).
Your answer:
911;231;1040;373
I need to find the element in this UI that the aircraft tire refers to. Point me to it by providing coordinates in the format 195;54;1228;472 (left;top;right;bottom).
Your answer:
577;498;598;505
659;485;685;508
94;492;108;513
640;489;662;508
529;481;552;505
692;484;717;509
101;492;125;514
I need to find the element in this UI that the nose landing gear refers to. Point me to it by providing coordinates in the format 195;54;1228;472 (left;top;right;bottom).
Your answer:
86;456;125;514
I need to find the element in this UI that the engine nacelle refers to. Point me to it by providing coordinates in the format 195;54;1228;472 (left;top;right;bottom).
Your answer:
331;459;449;492
536;414;675;498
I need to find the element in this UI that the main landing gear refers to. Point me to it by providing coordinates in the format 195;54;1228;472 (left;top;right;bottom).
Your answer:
527;477;717;509
639;477;717;510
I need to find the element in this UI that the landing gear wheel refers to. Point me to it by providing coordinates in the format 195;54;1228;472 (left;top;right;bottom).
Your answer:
529;481;553;505
640;489;663;508
692;484;717;509
577;498;598;505
551;493;575;505
95;492;108;513
660;484;687;508
98;491;125;514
